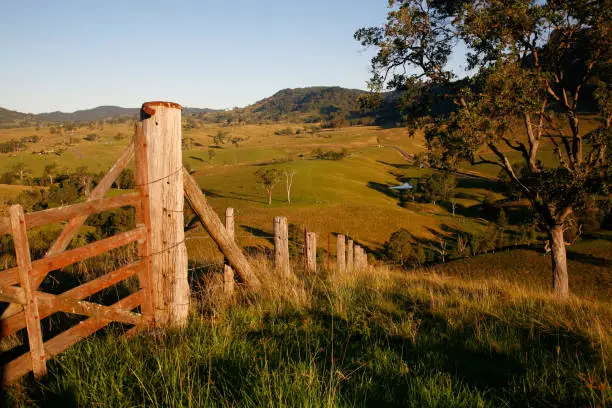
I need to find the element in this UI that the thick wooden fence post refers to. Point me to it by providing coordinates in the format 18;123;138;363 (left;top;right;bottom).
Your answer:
305;232;317;273
224;208;235;295
9;205;47;378
274;216;290;277
141;101;189;327
336;234;346;273
347;239;354;272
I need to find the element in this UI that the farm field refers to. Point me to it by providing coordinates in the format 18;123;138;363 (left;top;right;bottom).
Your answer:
1;122;610;301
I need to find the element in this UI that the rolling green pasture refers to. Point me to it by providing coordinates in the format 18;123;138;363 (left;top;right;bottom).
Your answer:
1;121;610;299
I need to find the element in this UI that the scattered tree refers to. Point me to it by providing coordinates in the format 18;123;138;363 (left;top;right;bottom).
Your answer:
284;170;296;204
255;168;282;205
74;166;93;197
11;162;31;184
210;130;230;146
43;163;58;186
386;229;413;267
416;172;455;205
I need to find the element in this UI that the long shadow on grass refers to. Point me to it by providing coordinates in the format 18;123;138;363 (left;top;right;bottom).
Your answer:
566;251;612;267
240;225;274;245
14;288;602;408
201;188;264;204
366;181;404;207
236;289;600;406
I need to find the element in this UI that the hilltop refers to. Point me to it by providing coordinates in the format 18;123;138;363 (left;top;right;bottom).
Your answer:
195;86;402;125
0;107;33;128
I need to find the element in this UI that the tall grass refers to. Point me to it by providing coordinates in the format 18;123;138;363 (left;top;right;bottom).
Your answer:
3;258;611;407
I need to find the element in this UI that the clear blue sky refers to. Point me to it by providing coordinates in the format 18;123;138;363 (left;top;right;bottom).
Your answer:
0;1;469;114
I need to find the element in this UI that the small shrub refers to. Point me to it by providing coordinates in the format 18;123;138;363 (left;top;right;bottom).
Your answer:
84;133;99;142
311;148;349;161
274;127;294;136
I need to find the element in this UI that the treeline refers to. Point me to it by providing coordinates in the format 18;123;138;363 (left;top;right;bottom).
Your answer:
1;163;134;192
0;135;41;153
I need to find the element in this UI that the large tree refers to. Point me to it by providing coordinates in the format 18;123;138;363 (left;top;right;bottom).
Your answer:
356;0;611;299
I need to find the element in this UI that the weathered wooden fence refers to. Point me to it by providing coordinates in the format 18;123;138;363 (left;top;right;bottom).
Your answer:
0;100;370;384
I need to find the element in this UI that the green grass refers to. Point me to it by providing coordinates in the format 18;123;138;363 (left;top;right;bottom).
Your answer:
432;239;612;302
3;264;611;407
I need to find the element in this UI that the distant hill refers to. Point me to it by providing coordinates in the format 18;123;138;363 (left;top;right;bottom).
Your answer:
35;106;139;123
0;86;402;127
194;86;402;126
251;87;366;120
35;105;216;123
0;105;219;126
0;107;33;128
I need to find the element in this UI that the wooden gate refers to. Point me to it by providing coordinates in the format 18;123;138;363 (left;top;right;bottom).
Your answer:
0;101;261;385
0;123;154;384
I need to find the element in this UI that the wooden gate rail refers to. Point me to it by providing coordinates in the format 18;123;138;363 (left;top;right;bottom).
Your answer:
45;142;135;257
0;135;154;384
0;193;141;236
2;290;143;385
0;142;136;322
0;226;146;286
1;261;144;337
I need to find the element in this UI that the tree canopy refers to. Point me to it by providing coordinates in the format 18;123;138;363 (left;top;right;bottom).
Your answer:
356;0;611;298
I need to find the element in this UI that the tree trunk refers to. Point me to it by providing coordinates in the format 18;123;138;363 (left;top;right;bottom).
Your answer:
549;225;569;299
268;190;272;205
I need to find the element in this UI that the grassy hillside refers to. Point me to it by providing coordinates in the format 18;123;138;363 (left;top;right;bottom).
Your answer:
3;264;610;407
0;115;610;407
194;86;401;125
0;120;609;301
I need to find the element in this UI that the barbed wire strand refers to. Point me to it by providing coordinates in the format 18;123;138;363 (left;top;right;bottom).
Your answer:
134;166;183;187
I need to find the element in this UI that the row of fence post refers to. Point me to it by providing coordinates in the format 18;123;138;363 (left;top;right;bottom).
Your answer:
220;209;370;294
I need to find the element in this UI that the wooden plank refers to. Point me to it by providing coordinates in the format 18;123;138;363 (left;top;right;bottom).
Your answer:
347;239;354;273
45;142;135;257
2;291;143;385
0;226;146;286
223;265;235;295
141;103;189;327
0;142;138;322
1;261;143;337
274;216;290;277
0;194;141;237
9;205;47;379
183;168;261;290
223;208;235;295
0;285;143;325
336;234;346;273
133;122;155;321
305;232;317;273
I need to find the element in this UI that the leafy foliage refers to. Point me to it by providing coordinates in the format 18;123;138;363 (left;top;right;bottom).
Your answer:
357;0;612;297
